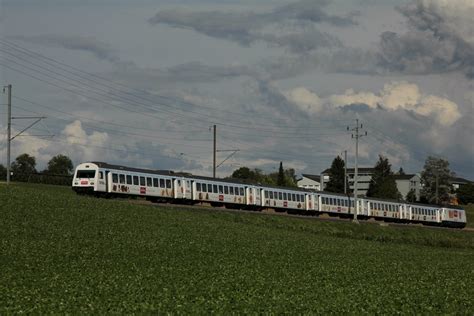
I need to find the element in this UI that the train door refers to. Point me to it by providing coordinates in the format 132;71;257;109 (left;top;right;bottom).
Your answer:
400;204;406;220
97;170;106;192
255;188;261;206
174;178;184;199
185;180;192;200
246;187;254;205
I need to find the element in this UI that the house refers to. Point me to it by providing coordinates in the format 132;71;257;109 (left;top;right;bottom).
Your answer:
393;174;421;201
321;167;375;197
449;177;472;191
297;174;321;191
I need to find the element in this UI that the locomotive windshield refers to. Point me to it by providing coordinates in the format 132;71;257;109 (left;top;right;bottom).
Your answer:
76;170;96;178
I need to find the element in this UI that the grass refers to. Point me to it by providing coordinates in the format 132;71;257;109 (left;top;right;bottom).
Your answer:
1;183;473;314
464;203;474;228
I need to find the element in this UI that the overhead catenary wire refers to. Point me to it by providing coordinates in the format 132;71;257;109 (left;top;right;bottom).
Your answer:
0;39;352;133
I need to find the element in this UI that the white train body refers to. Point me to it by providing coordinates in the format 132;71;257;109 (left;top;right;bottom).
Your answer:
72;162;467;228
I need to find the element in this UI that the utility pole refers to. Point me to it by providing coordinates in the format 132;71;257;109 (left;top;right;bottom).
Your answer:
344;150;347;195
213;124;216;178
348;119;367;222
4;85;11;184
2;85;51;184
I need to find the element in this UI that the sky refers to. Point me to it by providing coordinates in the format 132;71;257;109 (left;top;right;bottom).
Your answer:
0;0;473;179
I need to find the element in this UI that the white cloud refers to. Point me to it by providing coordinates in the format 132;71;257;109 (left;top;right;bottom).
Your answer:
286;81;461;126
283;87;322;114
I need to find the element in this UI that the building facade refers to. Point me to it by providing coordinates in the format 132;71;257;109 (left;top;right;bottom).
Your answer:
321;167;375;197
297;174;321;191
393;174;421;201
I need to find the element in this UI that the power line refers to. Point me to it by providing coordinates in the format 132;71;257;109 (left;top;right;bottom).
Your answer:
0;39;352;133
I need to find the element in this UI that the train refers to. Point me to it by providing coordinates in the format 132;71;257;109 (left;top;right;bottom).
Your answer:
72;162;467;228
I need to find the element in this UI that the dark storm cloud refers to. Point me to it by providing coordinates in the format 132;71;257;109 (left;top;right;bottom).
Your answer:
376;0;474;79
11;34;120;63
149;0;355;53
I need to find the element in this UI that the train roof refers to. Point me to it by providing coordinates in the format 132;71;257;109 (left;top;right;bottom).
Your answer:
89;162;176;176
86;161;312;193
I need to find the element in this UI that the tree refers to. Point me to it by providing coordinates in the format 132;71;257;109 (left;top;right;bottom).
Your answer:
230;167;275;185
0;164;6;180
325;155;346;194
277;161;285;186
406;189;417;203
398;167;405;175
45;154;73;175
367;155;401;200
11;153;37;176
420;156;453;204
457;183;474;205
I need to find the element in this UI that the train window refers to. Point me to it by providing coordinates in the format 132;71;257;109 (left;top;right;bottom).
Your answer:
212;185;217;193
166;179;172;188
229;187;234;195
133;176;139;185
278;192;283;200
296;195;300;202
202;183;207;193
329;198;333;205
218;185;222;194
240;188;244;196
269;191;273;199
153;178;158;187
77;170;96;178
224;186;229;194
177;180;181;186
207;184;212;193
285;193;289;201
99;172;103;179
159;179;164;188
292;194;296;201
119;174;125;184
126;175;132;184
146;177;152;187
139;177;145;186
112;173;118;183
196;183;201;191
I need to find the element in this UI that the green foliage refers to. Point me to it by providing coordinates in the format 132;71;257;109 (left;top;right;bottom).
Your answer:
1;183;473;314
367;155;401;200
230;164;296;187
0;164;6;180
421;156;453;204
457;183;474;205
464;204;474;228
11;153;37;180
406;189;417;203
325;155;346;194
45;154;74;175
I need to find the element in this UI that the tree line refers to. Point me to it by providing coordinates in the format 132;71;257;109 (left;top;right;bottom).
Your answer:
0;153;73;185
323;154;474;205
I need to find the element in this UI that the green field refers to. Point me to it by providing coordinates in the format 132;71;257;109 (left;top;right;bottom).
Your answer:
1;183;473;314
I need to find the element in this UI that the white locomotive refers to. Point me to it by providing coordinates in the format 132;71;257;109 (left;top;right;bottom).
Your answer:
72;162;467;228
